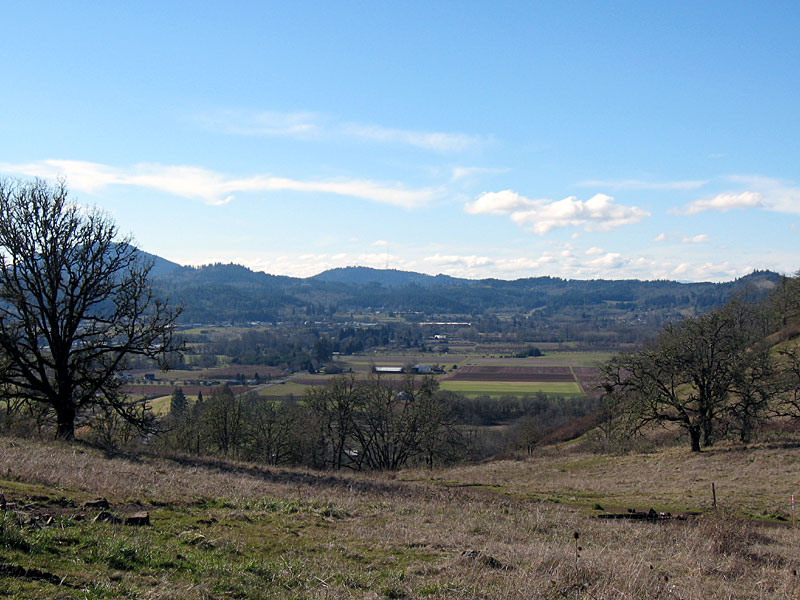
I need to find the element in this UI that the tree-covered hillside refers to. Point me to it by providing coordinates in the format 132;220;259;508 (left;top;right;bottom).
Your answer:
151;259;781;334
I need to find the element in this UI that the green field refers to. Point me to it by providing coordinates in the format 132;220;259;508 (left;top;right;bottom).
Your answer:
462;351;612;367
439;380;583;397
256;382;312;397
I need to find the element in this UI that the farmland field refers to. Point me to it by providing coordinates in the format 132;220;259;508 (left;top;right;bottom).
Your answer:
256;381;315;397
118;348;609;401
448;365;574;382
462;351;612;367
439;380;584;397
123;384;252;398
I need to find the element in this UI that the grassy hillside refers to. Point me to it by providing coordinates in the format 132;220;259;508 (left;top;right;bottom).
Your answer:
1;437;799;599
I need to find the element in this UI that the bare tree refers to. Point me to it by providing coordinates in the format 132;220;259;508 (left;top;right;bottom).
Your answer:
768;273;800;330
0;178;180;440
352;374;444;470
245;395;298;465
305;375;362;469
603;301;761;451
202;385;246;456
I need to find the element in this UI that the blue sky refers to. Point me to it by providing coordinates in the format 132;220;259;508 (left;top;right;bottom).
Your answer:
2;2;799;281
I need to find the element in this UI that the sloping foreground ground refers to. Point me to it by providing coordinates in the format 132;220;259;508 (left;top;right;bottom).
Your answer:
425;444;800;520
1;437;799;599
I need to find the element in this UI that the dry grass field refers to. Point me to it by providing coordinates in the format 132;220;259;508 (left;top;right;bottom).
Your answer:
412;443;800;521
2;436;800;598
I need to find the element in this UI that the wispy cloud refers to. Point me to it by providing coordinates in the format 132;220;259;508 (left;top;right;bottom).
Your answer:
192;109;322;138
677;176;800;216
465;190;649;234
465;190;538;215
190;109;483;153
669;261;742;281
0;159;439;209
578;178;708;191
681;234;709;244
451;166;510;181
679;191;763;215
174;245;757;283
424;253;493;268
340;123;481;153
728;176;800;214
585;252;625;269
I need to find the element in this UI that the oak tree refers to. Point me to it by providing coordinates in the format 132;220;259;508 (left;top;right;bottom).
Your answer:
0;178;180;439
603;300;769;451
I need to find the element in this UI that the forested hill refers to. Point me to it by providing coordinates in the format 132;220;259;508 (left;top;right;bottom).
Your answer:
311;266;464;287
146;256;782;326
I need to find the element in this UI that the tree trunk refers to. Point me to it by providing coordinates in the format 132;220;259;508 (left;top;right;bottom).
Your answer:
55;404;76;440
702;418;714;447
689;426;702;452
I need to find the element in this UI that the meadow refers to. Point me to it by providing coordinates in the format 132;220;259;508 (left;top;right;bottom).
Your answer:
1;436;798;599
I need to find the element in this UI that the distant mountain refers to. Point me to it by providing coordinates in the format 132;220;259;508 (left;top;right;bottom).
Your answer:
133;248;185;278
167;262;295;287
311;266;465;287
146;254;783;327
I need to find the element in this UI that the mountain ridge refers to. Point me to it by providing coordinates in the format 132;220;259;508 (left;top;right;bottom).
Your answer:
142;250;782;326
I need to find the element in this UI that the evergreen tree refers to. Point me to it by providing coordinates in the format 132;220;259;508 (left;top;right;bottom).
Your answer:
170;388;188;417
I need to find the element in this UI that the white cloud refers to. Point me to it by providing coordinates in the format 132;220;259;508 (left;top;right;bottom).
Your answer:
199;251;416;278
668;261;741;281
585;247;604;255
356;252;397;267
728;176;800;214
424;254;493;268
652;233;667;242
451;166;510;181
0;159;439;209
678;176;800;216
464;190;538;215
586;252;625;269
578;178;708;191
172;246;757;283
372;240;389;247
680;191;763;215
468;192;649;235
682;234;709;244
511;194;649;235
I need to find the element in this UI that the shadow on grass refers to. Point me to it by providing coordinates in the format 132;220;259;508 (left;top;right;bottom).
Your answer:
151;451;414;497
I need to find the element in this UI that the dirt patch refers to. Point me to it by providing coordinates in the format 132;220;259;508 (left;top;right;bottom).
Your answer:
450;366;576;382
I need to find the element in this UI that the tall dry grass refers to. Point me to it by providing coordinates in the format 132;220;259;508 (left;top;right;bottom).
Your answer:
2;436;799;598
429;443;800;519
